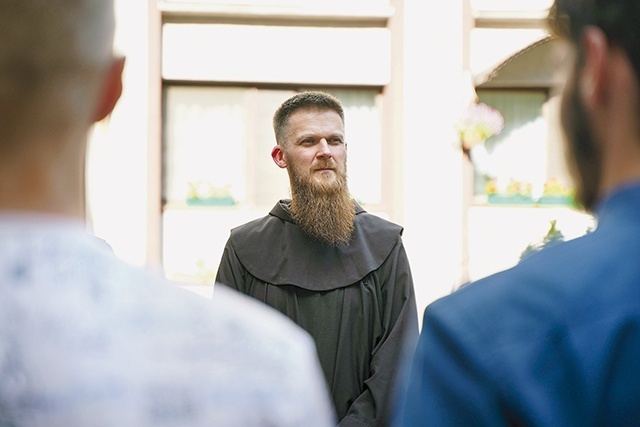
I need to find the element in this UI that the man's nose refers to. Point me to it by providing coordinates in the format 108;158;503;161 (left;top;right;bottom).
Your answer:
317;138;332;158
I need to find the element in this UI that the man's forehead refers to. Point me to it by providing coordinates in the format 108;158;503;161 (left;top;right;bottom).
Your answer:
289;106;341;119
281;108;345;144
287;108;343;128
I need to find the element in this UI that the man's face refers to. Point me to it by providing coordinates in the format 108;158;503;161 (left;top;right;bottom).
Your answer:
282;108;348;192
560;55;602;211
276;107;354;246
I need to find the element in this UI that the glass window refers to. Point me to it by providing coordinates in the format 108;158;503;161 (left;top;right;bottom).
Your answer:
162;85;383;283
163;87;252;206
473;89;572;205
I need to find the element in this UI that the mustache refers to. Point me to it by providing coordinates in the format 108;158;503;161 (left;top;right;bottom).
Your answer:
312;160;337;170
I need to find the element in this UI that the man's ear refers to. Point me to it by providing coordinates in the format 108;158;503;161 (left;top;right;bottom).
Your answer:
93;56;126;123
579;26;608;109
271;145;288;169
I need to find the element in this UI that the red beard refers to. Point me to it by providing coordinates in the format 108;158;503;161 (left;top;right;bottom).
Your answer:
288;161;355;246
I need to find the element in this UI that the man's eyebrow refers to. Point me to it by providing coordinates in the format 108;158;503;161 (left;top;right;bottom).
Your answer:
295;132;344;140
296;133;316;139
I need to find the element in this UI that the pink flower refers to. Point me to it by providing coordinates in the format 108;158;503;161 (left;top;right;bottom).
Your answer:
456;102;505;149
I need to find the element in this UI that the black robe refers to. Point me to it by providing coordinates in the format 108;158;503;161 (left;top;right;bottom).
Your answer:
215;200;419;426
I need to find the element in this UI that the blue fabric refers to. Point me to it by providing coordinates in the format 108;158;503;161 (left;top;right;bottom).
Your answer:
394;183;640;426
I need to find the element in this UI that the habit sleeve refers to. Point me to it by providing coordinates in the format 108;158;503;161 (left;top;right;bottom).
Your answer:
340;238;418;427
216;240;247;294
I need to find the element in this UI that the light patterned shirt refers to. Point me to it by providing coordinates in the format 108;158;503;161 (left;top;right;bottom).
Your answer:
0;213;336;426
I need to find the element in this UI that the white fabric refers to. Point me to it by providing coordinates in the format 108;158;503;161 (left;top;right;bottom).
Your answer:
0;213;335;426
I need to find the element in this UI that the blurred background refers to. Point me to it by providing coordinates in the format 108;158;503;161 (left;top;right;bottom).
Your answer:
86;0;594;320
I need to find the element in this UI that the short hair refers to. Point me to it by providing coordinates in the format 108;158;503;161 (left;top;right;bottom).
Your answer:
273;91;345;146
0;0;115;146
548;0;640;80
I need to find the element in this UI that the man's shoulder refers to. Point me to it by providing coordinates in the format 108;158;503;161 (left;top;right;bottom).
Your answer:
426;229;627;348
355;209;403;235
173;285;322;374
123;274;318;363
211;284;315;347
0;231;332;425
230;212;281;236
432;244;572;324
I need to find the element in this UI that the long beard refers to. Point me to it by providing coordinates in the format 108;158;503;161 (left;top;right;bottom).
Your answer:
560;65;602;212
288;163;356;247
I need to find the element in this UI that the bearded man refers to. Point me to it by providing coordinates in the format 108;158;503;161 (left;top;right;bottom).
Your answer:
394;0;640;425
216;91;418;427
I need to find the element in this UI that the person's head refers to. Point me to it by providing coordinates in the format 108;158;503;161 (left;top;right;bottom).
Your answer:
271;91;348;192
548;0;640;210
0;0;124;153
272;91;345;148
271;91;354;246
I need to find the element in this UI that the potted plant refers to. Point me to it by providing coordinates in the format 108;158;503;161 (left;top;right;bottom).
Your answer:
486;178;535;205
537;178;575;206
186;181;236;207
456;101;505;164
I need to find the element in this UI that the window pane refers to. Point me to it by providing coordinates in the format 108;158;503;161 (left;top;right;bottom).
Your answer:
475;90;548;199
163;87;248;205
162;85;384;283
342;90;383;206
250;89;295;207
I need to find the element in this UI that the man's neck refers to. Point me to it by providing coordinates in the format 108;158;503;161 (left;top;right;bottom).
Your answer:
598;130;640;202
0;142;86;219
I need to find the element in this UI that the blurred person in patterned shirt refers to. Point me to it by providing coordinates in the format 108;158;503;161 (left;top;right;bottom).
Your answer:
0;1;335;425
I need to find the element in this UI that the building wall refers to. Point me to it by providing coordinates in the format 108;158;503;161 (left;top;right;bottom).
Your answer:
400;0;467;318
86;0;161;271
86;0;588;323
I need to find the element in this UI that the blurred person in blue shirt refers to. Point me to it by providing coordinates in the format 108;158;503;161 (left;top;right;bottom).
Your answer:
395;0;640;425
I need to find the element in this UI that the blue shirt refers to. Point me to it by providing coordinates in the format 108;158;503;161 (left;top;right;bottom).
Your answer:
395;183;640;426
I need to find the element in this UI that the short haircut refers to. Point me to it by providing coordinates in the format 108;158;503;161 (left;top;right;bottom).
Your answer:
0;0;115;146
548;0;640;80
272;91;345;146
